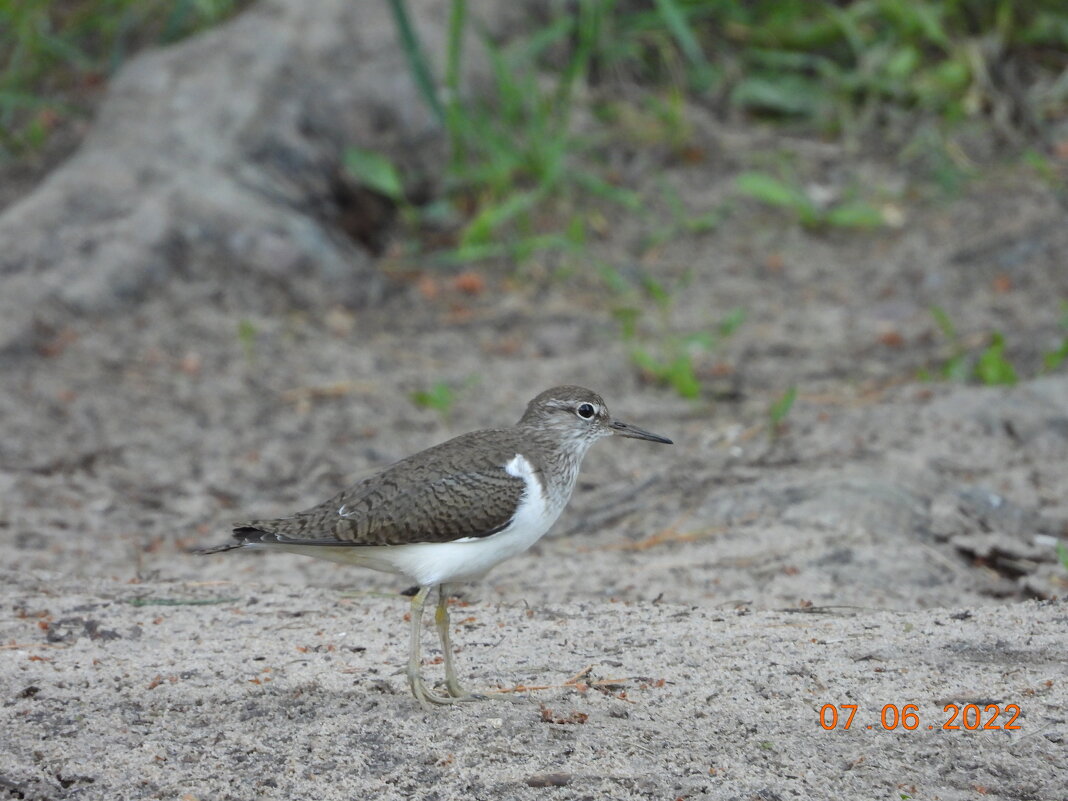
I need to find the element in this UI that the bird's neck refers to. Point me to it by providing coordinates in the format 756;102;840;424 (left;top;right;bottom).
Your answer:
517;426;593;502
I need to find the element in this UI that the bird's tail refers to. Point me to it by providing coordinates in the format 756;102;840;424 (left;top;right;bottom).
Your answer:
195;522;271;555
194;541;245;555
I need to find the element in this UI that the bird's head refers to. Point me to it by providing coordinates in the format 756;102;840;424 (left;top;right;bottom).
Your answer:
518;385;673;447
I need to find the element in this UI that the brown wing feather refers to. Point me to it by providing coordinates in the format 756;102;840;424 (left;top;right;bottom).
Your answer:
233;430;530;546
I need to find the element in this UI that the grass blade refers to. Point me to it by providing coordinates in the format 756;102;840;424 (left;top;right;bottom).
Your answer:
444;0;468;165
652;0;708;70
343;147;404;200
386;0;445;123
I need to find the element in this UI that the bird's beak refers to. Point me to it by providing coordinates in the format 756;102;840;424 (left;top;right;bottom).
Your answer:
609;419;673;444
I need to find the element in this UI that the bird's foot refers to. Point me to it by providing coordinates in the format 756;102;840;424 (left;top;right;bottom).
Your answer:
409;675;482;710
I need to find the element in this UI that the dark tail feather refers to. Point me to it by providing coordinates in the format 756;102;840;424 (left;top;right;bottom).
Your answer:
232;525;281;544
195;524;274;555
194;541;245;555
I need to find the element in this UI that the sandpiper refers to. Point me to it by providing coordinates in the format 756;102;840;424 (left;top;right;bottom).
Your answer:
201;385;672;708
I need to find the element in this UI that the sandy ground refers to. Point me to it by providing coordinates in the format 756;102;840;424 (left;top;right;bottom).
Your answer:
2;3;1068;799
2;574;1065;801
3;266;1067;799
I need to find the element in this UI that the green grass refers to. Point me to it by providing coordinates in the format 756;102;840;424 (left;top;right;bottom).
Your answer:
735;171;884;230
1041;302;1068;373
611;269;745;400
368;0;1068;271
410;376;480;422
641;179;725;252
236;318;257;363
8;1;1067;181
385;0;647;267
917;305;1068;386
0;0;244;157
631;337;707;400
974;332;1018;386
712;0;1068;138
768;385;798;438
344;147;405;202
411;381;456;420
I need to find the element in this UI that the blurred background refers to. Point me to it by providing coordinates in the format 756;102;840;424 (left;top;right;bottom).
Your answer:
2;0;1067;608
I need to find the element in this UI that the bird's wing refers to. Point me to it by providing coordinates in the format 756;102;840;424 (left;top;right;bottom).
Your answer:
233;432;531;546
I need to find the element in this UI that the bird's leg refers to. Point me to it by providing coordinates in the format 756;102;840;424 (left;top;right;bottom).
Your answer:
435;584;481;700
407;585;458;709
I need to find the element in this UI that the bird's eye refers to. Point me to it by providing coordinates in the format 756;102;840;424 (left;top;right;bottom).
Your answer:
576;403;595;419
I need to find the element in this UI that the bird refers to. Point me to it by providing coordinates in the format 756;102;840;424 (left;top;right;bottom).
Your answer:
200;385;672;708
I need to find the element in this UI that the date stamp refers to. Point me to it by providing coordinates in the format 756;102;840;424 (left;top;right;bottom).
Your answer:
820;703;1022;731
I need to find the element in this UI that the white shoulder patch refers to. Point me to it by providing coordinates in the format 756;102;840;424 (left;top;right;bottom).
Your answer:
503;452;549;527
504;453;533;481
